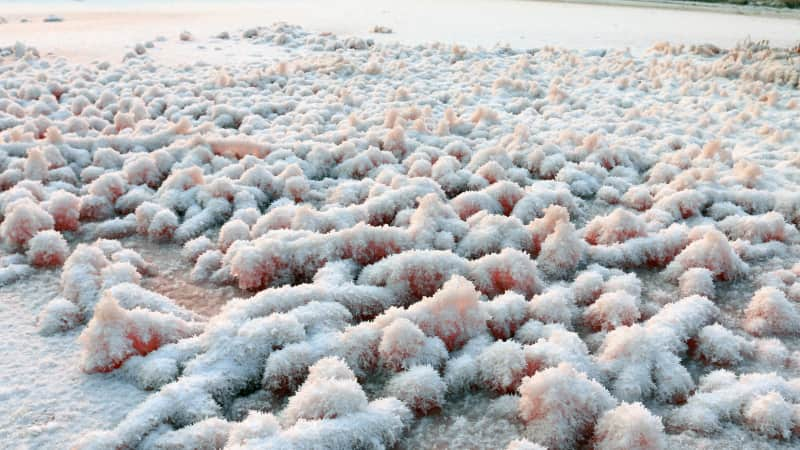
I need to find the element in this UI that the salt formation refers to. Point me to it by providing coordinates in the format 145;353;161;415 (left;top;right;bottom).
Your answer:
385;364;447;414
598;295;718;403
26;229;68;266
743;287;800;336
518;363;616;449
79;294;203;373
670;370;800;437
594;402;667;450
1;22;800;449
0;199;53;250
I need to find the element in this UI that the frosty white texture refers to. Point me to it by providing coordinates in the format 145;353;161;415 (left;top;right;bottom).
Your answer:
1;20;800;450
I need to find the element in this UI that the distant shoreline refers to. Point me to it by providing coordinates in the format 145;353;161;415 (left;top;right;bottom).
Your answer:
2;0;799;20
534;0;800;18
2;0;799;64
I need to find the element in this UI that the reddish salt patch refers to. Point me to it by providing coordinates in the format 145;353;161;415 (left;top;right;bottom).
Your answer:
366;211;398;227
30;251;66;267
342;239;402;265
84;328;167;373
53;213;80;232
147;223;175;241
489;269;516;294
407;270;445;300
456;203;483;221
487;321;519;341
437;332;461;352
87;330;163;374
90;360;123;374
642;241;686;268
679;204;697;219
49;194;81;231
479;171;502;185
128;331;160;355
495;190;523;216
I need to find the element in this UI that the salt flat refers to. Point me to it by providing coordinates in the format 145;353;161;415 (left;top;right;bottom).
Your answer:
1;0;799;63
1;1;800;449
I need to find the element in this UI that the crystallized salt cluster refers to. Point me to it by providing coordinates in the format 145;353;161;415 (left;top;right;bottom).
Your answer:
1;23;800;449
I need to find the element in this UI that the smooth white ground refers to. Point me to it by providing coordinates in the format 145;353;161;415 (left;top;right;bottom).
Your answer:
0;0;799;64
0;271;148;448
